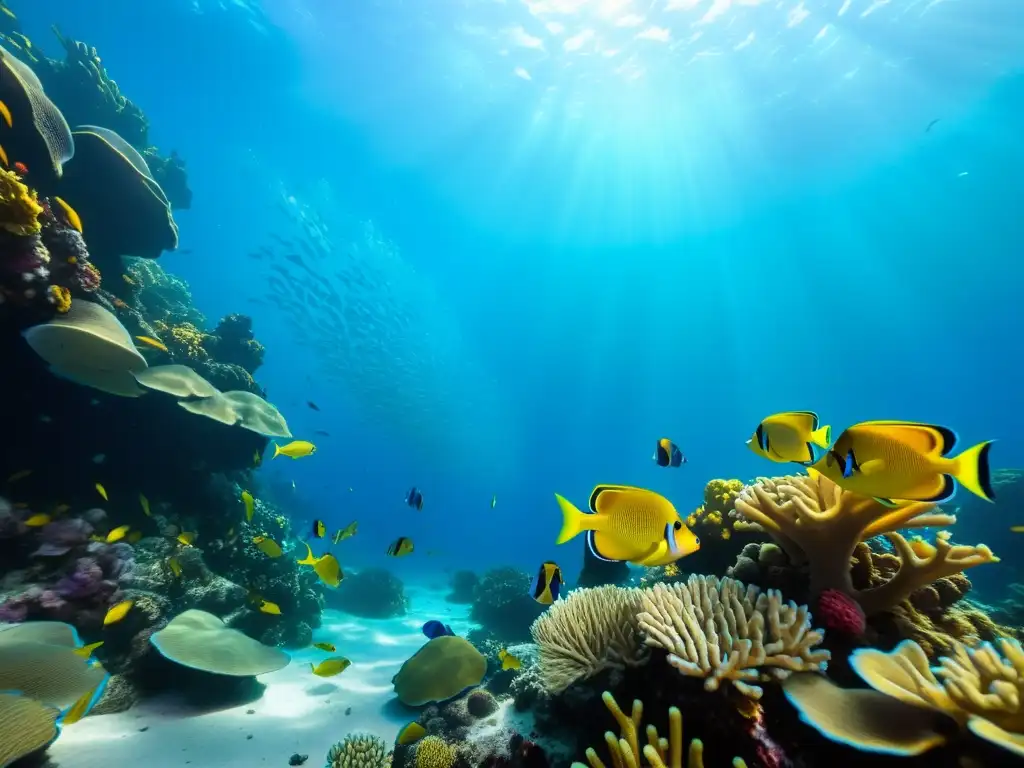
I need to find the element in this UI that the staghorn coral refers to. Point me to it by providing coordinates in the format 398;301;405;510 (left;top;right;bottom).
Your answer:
325;733;391;768
783;637;1024;758
414;735;457;768
572;691;746;768
0;167;42;236
637;575;830;700
530;585;648;694
733;472;997;615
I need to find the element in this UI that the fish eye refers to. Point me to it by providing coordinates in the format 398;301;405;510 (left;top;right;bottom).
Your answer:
674;521;682;530
695;536;700;546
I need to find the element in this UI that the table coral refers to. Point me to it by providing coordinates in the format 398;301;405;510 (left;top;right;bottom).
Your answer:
783;637;1024;758
733;472;997;616
572;691;747;768
637;575;830;700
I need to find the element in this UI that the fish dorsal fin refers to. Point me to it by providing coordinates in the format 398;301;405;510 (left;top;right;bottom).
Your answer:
588;484;650;514
778;411;819;430
857;421;958;456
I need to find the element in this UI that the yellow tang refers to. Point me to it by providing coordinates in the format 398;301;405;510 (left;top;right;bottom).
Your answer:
241;490;254;522
396;721;427;746
310;656;350;677
61;678;106;726
313;642;336;652
168;557;182;578
810;420;996;505
104;600;133;626
747;411;832;465
73;641;104;659
259;600;281;615
297;543;343;588
139;493;151;517
272;440;316;459
554;485;700;566
53;197;83;233
498;649;521;671
177;531;196;547
253;536;283;558
24;513;50;527
95;483;108;501
332;521;357;544
105;525;130;543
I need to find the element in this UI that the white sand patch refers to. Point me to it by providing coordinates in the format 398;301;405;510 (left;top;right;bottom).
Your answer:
50;590;479;768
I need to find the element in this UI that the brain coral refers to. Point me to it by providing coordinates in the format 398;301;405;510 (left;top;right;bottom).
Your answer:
415;736;457;768
392;636;487;706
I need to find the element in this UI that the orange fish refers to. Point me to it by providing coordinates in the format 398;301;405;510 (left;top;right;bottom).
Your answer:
13;161;27;175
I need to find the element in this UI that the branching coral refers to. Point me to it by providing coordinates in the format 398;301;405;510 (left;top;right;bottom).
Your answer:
572;691;747;768
733;472;997;616
783;637;1024;758
637;575;830;699
530;585;648;694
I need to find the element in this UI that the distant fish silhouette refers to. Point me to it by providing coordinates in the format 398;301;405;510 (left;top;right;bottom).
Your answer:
925;118;941;133
314;429;330;437
307;401;320;411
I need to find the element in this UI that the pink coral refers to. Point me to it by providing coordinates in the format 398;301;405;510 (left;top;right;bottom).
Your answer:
816;588;866;637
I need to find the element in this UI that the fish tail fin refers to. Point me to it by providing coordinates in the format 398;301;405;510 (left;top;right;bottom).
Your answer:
296;542;315;565
951;440;996;502
554;493;591;545
811;424;832;448
272;444;282;459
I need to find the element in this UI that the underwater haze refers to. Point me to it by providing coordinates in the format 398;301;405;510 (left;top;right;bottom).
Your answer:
2;0;1024;766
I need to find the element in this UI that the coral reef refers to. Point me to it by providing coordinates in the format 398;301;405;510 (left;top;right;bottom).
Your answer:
414;735;458;768
680;479;760;578
733;472;997;617
471;568;546;643
446;570;479;604
327;568;407;618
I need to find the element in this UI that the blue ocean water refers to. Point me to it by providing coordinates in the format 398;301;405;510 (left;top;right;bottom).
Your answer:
22;0;1024;582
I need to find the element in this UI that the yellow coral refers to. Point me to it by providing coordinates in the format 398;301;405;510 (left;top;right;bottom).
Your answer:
415;736;456;768
165;322;210;361
47;285;71;313
689;479;745;541
0;167;43;236
572;691;747;768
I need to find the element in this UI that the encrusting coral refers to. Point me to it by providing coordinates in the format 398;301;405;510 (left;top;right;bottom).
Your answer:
572;691;746;768
530;585;648;694
783;636;1024;758
0;167;43;236
733;472;997;616
637;575;830;700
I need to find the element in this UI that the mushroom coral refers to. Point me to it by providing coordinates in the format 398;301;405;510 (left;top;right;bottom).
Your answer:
782;637;1024;758
733;472;997;616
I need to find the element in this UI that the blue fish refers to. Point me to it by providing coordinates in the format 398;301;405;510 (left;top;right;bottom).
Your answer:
422;620;454;639
654;438;686;468
530;561;563;605
406;487;424;511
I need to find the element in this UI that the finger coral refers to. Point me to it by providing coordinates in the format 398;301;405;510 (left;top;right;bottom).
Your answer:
572;690;747;768
530;585;647;694
783;636;1024;758
325;733;391;768
733;472;997;616
637;575;830;700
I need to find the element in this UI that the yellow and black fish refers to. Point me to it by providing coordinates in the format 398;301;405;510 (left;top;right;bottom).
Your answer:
810;420;995;505
747;412;831;465
387;537;414;557
653;438;686;468
530;561;563;605
312;519;326;539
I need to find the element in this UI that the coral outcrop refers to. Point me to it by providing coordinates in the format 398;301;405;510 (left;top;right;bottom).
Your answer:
327;568;407;618
471;568;545;643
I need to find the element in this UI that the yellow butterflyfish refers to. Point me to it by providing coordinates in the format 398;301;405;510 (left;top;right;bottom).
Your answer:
253;536;283;558
310;657;350;677
272;440;316;459
177;531;196;546
105;525;130;544
103;600;133;626
258;599;281;615
168;557;182;578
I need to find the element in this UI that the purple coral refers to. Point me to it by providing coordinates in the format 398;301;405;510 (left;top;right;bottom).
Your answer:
55;557;105;599
0;229;50;306
32;517;93;557
39;201;100;294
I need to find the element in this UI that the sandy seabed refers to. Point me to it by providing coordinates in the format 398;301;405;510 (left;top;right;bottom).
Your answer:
49;585;477;768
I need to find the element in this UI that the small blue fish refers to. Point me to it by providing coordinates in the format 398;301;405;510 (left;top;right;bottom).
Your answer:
422;620;454;639
406;487;424;511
